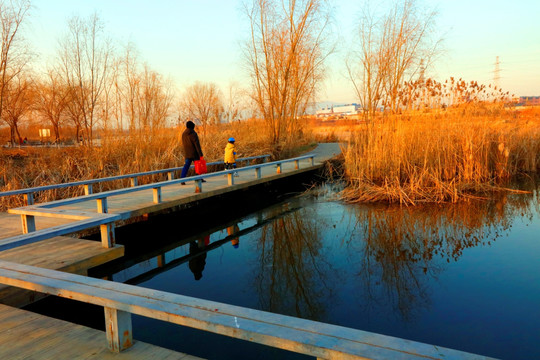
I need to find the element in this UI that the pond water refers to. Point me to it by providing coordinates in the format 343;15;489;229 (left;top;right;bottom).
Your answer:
28;181;540;360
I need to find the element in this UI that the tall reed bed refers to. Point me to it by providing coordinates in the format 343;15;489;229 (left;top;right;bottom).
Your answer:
342;107;540;204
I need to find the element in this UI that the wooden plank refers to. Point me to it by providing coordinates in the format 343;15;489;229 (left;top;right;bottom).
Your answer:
0;261;498;360
0;304;203;359
0;238;124;307
0;214;120;251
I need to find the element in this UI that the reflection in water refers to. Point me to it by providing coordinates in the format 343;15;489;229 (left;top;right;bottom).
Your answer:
346;189;537;320
86;181;540;360
228;224;240;248
188;236;210;280
254;204;336;320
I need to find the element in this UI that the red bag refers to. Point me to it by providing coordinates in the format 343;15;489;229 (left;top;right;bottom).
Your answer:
194;157;207;175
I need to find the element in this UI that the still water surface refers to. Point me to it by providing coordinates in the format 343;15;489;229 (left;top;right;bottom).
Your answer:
35;183;540;359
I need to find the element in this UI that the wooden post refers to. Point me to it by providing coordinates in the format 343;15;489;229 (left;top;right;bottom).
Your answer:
84;184;93;195
167;171;174;181
97;198;115;248
130;177;138;187
21;214;36;234
104;307;133;352
153;187;162;203
195;180;202;193
24;192;34;206
294;159;299;170
227;173;234;186
276;163;282;174
255;167;261;179
97;198;108;213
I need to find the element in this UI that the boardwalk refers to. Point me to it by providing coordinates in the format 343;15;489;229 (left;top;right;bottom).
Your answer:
0;304;202;360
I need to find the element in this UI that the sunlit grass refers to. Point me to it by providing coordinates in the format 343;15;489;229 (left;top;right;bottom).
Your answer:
341;106;540;204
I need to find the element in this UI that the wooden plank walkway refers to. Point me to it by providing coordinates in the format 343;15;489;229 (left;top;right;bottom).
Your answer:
0;236;124;306
0;304;203;360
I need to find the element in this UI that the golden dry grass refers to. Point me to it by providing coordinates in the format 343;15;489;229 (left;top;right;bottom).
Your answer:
341;106;540;204
0;119;317;211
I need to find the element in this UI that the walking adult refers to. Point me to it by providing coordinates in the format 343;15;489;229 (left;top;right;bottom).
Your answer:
180;120;205;184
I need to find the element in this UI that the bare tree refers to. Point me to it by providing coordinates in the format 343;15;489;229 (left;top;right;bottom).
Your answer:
0;0;31;145
243;0;333;145
57;13;113;144
180;81;223;134
34;69;69;142
223;81;248;123
137;63;173;131
2;72;34;144
347;0;440;117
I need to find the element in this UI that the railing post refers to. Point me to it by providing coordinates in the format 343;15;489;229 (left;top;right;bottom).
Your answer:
255;167;261;179
84;184;93;195
310;156;314;166
276;163;282;174
195;179;202;193
153;187;162;203
167;171;174;181
104;307;133;352
97;197;115;248
21;214;36;234
294;159;299;170
227;173;234;185
130;177;138;187
24;192;34;206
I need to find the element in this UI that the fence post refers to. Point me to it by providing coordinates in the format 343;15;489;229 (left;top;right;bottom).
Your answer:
24;192;34;206
130;177;138;187
84;184;93;195
167;171;174;181
255;167;261;179
276;163;282;174
104;307;133;352
97;197;115;248
21;214;36;234
310;156;314;166
227;173;234;186
294;159;299;170
195;179;202;193
153;187;162;203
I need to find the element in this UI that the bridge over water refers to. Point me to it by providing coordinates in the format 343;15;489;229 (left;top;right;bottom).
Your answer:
0;143;497;359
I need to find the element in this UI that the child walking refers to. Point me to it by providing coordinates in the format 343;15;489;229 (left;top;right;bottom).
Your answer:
224;137;238;176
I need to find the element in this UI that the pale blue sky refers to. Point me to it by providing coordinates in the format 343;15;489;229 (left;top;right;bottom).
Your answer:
28;0;540;104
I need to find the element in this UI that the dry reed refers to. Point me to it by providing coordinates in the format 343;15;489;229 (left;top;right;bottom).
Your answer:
342;106;540;204
0;119;317;211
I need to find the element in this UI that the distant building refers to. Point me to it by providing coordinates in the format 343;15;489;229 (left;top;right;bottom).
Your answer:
518;96;540;106
316;103;361;117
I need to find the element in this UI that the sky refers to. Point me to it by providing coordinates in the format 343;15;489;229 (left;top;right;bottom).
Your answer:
26;0;540;105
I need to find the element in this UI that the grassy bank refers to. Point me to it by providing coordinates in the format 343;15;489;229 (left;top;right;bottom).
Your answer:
342;106;540;204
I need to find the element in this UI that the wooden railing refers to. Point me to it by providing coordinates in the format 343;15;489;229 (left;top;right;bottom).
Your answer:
0;155;271;205
0;260;497;360
0;154;315;252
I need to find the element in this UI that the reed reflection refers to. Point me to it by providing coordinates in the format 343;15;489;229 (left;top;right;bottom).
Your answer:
254;204;335;320
347;189;536;320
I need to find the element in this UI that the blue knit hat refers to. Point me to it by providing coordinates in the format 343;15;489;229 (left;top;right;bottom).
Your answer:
228;137;235;142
